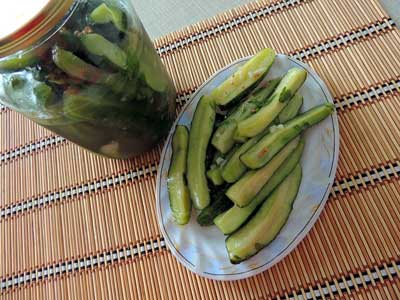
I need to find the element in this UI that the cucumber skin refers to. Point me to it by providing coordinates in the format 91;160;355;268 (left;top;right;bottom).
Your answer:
215;138;304;235
80;34;128;70
241;103;335;169
226;137;299;207
211;48;276;106
221;136;260;183
197;191;233;226
278;93;303;123
168;126;191;225
236;68;307;138
226;164;302;264
222;92;302;183
187;96;216;210
211;78;281;154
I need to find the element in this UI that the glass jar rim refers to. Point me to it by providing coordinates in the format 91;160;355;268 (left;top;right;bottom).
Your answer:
0;0;76;58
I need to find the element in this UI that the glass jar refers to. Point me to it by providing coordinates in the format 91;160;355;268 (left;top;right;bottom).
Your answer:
0;0;176;159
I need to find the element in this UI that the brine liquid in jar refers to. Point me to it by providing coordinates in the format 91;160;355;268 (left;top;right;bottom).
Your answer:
0;0;176;159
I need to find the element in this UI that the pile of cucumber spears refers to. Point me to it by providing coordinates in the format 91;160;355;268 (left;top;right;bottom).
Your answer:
167;48;335;264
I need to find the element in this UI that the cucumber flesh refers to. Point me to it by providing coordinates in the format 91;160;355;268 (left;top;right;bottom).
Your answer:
90;3;127;32
215;138;304;235
80;34;128;70
211;78;281;154
241;103;335;169
226;137;300;207
226;164;302;264
207;167;225;186
211;48;276;106
168;126;191;225
0;51;39;72
278;93;303;123
221;132;263;183
237;68;307;138
223;92;302;183
207;148;236;186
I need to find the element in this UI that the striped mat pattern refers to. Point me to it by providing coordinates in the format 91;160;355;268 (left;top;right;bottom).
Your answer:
1;0;399;298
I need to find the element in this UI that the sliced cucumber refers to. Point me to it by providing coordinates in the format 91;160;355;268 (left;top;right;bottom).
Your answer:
211;78;281;154
237;68;307;138
0;51;39;72
226;164;302;264
168;126;191;225
211;48;276;106
226;137;300;207
187;96;216;210
241;103;335;169
215;138;304;235
207;167;224;186
278;93;303;123
52;46;127;94
80;33;128;70
139;37;170;93
221;132;263;183
90;3;127;32
223;92;303;183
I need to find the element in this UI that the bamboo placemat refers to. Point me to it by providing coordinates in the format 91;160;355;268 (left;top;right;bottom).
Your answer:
1;0;400;298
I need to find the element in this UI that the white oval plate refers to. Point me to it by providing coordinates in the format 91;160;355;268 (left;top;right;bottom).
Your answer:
156;54;340;281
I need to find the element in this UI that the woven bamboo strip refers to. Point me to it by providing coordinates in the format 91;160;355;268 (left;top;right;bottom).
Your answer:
153;0;388;51
0;141;161;208
305;31;400;100
0;111;54;154
0;0;391;154
3;251;399;299
344;279;400;300
1;174;400;292
0;176;160;277
336;93;400;180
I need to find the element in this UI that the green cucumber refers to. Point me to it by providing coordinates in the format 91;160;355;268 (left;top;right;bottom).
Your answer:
226;164;302;264
52;46;126;94
221;133;263;183
90;3;127;32
139;36;170;93
207;153;225;187
197;191;233;226
187;96;216;209
278;93;303;123
241;103;335;169
237;68;307;138
226;137;300;207
210;48;276;106
211;78;281;154
207;167;225;186
0;52;39;72
215;138;304;235
222;93;302;183
63;85;122;121
207;147;237;185
80;33;128;70
33;83;55;109
168;126;191;225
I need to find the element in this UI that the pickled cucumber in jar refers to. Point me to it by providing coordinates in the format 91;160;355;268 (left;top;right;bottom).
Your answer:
0;0;176;159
